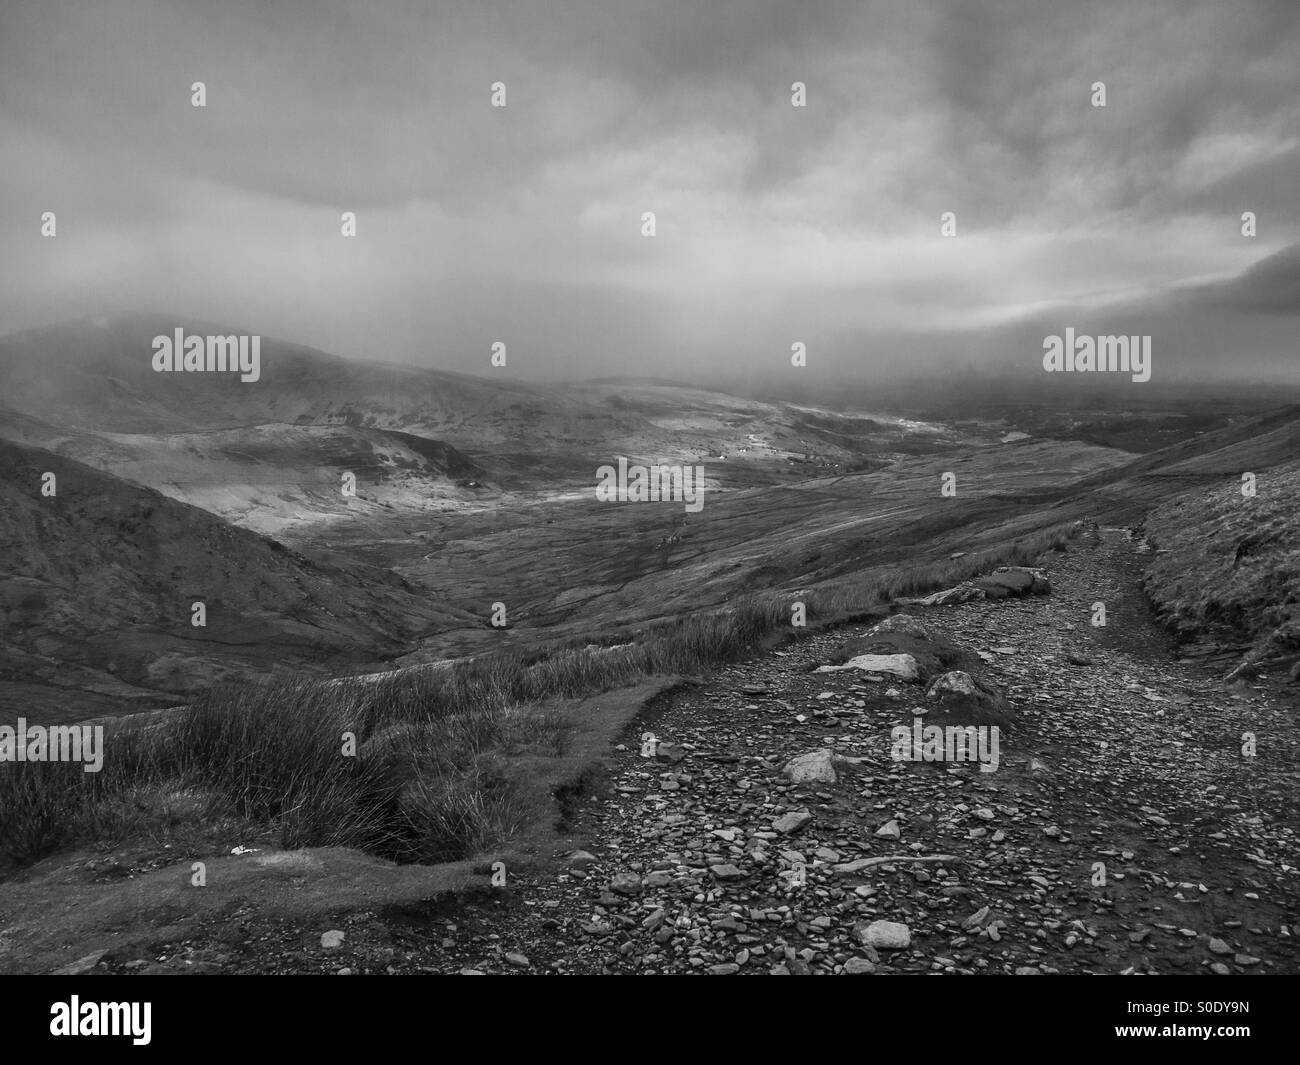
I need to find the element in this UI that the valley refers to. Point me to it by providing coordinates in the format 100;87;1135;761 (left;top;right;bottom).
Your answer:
1;317;1296;722
0;316;1297;980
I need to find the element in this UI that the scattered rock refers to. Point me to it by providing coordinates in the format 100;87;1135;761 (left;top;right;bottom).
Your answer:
773;810;813;834
609;873;643;896
781;749;847;784
50;951;107;976
854;920;911;950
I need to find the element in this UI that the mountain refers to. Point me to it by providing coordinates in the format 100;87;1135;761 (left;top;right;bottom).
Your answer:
0;315;1001;532
0;438;465;722
0;412;495;537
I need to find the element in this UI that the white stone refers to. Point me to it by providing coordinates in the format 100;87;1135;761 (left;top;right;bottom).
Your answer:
816;653;919;681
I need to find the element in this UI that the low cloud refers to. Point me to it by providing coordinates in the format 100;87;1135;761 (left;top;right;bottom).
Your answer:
0;0;1295;382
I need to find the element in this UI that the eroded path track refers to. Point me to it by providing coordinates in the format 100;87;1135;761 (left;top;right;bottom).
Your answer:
395;528;1299;975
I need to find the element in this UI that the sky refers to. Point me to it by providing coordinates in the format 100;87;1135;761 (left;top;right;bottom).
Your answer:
1;0;1297;387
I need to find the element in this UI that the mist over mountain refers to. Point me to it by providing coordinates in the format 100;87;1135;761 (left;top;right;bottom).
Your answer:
0;313;640;443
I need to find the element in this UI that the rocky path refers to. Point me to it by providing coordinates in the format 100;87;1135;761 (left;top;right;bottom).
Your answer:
134;528;1300;975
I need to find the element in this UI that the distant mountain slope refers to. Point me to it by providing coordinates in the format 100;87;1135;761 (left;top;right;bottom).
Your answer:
1080;404;1300;484
0;316;1025;512
0;439;464;722
0;313;641;450
1004;404;1300;525
0;316;949;494
0;413;495;536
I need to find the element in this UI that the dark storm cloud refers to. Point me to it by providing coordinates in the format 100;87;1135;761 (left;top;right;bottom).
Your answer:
922;0;1300;225
1196;240;1300;314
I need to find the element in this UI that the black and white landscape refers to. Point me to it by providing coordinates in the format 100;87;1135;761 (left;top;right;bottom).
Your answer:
1;0;1298;989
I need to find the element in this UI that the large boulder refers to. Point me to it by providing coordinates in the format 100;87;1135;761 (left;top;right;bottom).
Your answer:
925;670;1015;728
815;653;920;681
826;625;978;683
772;809;813;834
901;582;986;607
781;749;849;784
853;920;911;950
972;566;1051;599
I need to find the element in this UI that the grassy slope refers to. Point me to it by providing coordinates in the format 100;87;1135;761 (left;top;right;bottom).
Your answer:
0;415;495;537
1141;458;1300;678
0;438;464;719
0;518;1079;876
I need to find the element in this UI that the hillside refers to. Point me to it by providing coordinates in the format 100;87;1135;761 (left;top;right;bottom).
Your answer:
0;316;1010;514
1141;459;1300;679
0;413;495;537
0;314;640;453
0;439;460;722
6;530;1296;976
